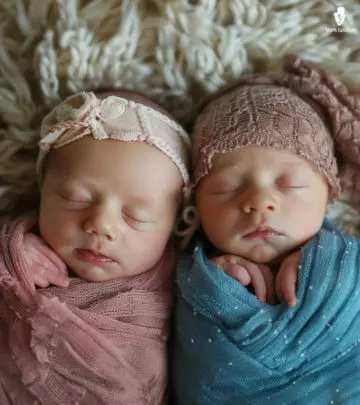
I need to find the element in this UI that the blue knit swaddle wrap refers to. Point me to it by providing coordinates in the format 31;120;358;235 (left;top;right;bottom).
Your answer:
172;221;360;404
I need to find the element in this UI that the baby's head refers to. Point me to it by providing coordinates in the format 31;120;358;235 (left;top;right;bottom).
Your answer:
191;58;354;264
37;91;190;281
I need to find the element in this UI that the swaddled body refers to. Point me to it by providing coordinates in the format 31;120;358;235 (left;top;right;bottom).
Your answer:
0;216;175;405
172;56;360;405
0;90;191;404
174;219;360;404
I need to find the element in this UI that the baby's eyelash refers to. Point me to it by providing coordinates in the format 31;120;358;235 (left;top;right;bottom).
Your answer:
278;184;304;188
63;197;89;202
123;212;155;226
277;184;308;191
125;215;148;224
61;196;91;205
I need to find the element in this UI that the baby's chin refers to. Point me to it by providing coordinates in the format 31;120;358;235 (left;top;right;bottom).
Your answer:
227;243;287;265
65;262;114;282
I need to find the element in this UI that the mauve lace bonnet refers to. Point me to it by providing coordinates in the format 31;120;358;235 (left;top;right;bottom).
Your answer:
192;55;360;203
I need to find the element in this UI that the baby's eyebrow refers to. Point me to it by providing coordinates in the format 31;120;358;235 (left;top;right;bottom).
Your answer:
49;165;85;180
53;171;156;206
212;163;243;176
127;194;155;207
282;161;317;174
51;171;95;190
211;161;311;179
282;162;304;168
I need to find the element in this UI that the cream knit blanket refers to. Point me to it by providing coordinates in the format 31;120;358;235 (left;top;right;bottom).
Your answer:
0;0;359;232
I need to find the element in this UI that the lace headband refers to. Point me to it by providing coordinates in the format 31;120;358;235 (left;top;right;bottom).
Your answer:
37;92;191;187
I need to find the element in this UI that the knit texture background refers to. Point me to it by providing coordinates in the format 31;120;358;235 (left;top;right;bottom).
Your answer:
0;0;359;232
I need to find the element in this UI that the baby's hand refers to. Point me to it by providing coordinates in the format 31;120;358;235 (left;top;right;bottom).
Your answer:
275;250;302;307
23;233;70;288
211;255;275;303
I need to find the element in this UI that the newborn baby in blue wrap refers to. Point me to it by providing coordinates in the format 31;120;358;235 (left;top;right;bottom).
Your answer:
172;56;360;405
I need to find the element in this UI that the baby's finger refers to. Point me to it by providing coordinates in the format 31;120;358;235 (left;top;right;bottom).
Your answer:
281;264;298;307
225;264;251;286
245;263;267;302
259;264;276;304
276;251;301;307
276;262;297;307
33;275;50;288
48;272;70;288
211;256;226;269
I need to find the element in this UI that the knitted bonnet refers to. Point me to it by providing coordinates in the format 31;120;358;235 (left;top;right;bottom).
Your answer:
192;55;360;205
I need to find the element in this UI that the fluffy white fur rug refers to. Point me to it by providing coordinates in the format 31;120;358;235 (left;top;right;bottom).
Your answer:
0;0;359;233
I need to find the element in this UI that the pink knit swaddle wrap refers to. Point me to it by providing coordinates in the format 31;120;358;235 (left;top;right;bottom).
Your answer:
0;216;175;405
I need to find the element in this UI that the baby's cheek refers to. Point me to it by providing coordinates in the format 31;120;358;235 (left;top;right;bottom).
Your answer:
133;231;171;268
38;208;54;244
40;209;74;252
287;200;324;239
202;204;232;231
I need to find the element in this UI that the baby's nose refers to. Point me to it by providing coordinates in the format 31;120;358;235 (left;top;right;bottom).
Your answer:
82;204;118;241
241;190;277;214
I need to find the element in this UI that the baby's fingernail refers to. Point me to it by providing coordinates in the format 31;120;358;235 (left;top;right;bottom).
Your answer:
237;268;251;285
289;298;297;307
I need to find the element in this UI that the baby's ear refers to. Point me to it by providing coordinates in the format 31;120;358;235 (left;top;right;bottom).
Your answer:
174;203;200;250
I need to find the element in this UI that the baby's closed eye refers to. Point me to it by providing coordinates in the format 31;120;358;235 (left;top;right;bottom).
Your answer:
122;208;157;229
207;176;243;194
276;175;309;189
57;188;93;207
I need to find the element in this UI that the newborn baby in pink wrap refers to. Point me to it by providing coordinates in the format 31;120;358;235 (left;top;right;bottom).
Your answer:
0;90;191;404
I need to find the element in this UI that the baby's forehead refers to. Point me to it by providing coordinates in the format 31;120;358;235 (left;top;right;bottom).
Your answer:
46;137;178;173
